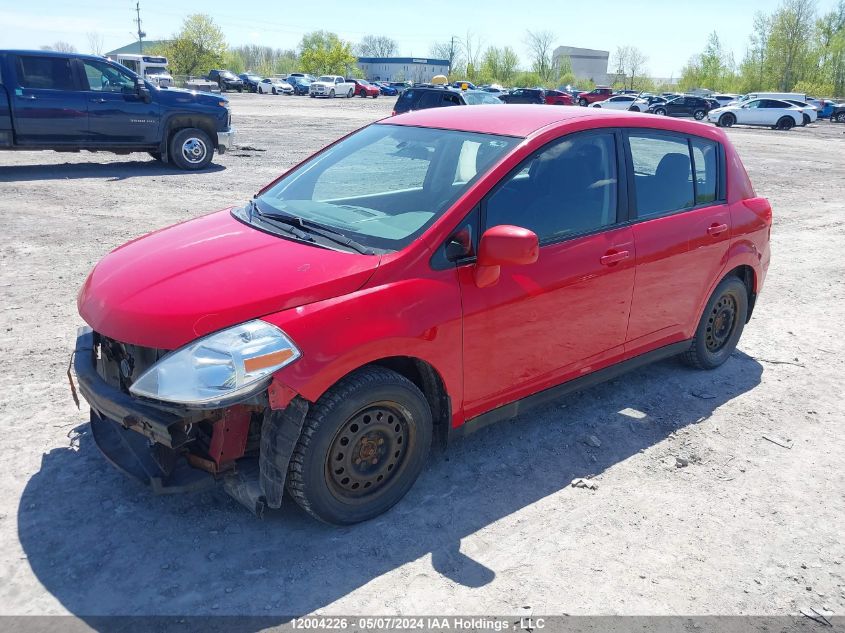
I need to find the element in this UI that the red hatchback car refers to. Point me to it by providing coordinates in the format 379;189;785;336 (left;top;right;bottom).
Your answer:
73;106;771;525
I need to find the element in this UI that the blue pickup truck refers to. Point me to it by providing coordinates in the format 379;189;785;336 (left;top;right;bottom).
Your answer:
0;50;234;170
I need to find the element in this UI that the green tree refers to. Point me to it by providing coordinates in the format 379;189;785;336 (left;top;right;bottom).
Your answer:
299;30;357;75
159;14;227;77
766;0;816;90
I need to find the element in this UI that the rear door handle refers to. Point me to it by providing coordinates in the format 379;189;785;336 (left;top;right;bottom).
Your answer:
600;250;630;266
707;223;729;237
89;98;107;103
19;95;37;100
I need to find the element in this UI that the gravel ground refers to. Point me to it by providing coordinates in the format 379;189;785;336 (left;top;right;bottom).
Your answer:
0;94;843;621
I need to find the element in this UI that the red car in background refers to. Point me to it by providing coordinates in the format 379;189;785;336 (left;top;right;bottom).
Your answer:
544;90;574;105
347;78;380;98
577;86;614;106
73;106;771;525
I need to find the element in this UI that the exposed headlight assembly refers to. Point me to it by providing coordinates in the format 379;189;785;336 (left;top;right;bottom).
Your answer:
129;320;300;406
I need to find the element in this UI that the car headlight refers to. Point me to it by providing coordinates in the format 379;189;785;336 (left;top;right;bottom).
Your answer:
129;320;300;406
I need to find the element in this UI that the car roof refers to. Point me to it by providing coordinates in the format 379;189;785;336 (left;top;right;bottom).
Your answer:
1;49;111;63
383;104;691;137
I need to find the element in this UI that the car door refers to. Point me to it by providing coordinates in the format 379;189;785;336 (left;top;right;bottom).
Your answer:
667;97;685;116
624;130;731;355
737;99;766;125
9;53;87;144
457;130;635;418
79;58;160;145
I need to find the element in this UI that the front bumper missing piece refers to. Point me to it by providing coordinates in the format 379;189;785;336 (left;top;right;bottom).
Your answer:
72;327;308;516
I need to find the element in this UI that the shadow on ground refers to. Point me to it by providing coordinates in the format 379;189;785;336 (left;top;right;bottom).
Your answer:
18;352;763;624
0;160;224;182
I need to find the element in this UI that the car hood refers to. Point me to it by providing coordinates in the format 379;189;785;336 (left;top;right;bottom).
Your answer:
78;210;381;349
155;87;226;107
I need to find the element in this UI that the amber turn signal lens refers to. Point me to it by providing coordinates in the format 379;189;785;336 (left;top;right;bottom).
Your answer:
243;349;295;373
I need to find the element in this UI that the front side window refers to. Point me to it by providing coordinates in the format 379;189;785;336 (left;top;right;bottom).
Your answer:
485;132;619;242
629;133;694;218
15;55;74;90
82;60;136;92
252;124;518;251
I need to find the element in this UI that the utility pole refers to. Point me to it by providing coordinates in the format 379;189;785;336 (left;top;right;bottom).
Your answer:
448;35;459;76
135;2;146;54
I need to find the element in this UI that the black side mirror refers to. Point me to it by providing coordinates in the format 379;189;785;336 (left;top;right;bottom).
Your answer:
136;78;151;103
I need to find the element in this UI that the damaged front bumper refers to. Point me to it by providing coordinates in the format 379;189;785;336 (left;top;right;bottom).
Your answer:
72;327;308;515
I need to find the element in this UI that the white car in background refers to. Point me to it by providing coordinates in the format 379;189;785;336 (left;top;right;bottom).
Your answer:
783;99;818;125
708;98;804;130
712;94;740;106
257;78;294;95
589;94;641;110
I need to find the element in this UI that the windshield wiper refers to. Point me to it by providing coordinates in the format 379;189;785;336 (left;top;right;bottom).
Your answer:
247;200;314;242
253;207;375;255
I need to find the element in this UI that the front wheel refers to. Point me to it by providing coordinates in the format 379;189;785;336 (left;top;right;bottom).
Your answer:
719;113;735;128
835;112;845;123
286;366;432;525
682;276;748;370
168;127;214;170
693;109;706;120
654;107;667;116
579;98;588;107
359;89;367;97
329;89;335;98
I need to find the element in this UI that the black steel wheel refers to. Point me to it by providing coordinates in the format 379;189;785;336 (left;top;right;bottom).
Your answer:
286;366;432;525
682;276;748;370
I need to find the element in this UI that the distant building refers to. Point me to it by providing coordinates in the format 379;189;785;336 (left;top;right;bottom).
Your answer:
552;46;609;85
105;41;170;57
356;57;450;83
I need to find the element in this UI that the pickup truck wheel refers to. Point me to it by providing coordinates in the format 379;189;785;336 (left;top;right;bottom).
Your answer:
329;89;335;98
682;276;748;370
169;128;213;170
286;366;432;525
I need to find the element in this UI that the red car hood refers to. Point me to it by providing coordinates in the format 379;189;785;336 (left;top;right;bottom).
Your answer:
78;210;380;349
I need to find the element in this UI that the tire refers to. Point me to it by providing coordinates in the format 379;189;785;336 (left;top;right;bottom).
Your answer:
359;89;367;98
286;366;433;525
310;94;315;98
272;88;277;95
835;112;845;123
168;127;214;171
693;109;706;120
347;88;354;98
776;116;794;130
802;113;810;126
372;93;378;99
654;107;667;116
682;276;748;370
329;89;335;98
579;98;588;107
719;113;735;128
237;87;243;93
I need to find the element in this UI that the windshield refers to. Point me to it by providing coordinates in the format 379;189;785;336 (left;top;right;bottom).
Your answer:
463;92;504;105
144;66;169;75
249;124;519;252
221;71;236;79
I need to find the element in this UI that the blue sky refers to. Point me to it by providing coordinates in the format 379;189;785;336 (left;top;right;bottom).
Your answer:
0;0;838;77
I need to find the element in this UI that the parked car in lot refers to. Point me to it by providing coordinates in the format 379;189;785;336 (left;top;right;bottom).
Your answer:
830;102;845;122
310;75;355;98
544;89;573;105
629;95;667;112
708;98;804;130
73;105;770;525
372;81;398;96
347;78;380;98
287;72;317;83
783;99;818;125
258;77;293;95
207;69;244;92
0;49;233;170
238;73;263;93
712;94;739;106
590;94;640;110
392;85;501;115
452;80;477;90
648;96;714;120
499;88;545;104
286;76;311;96
577;86;613;106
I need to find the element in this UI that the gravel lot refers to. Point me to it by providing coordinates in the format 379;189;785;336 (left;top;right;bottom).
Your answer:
0;94;843;621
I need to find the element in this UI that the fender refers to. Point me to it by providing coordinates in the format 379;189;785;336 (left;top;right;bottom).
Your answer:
262;273;465;426
158;110;220;154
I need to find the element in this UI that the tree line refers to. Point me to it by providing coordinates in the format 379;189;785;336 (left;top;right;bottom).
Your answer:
680;0;845;97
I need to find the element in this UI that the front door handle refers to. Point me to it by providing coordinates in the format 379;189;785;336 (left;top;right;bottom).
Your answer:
707;223;729;237
19;95;37;100
89;98;108;103
600;250;630;266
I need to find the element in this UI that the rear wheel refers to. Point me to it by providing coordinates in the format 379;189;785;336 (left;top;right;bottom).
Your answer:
682;277;748;370
776;116;794;130
168;127;214;170
802;113;810;125
372;93;378;99
359;89;367;97
693;109;706;120
654;107;667;116
579;98;588;106
286;366;433;525
835;112;845;122
329;89;335;98
718;113;735;128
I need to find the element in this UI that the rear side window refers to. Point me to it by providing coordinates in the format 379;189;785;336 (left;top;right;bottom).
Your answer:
629;134;694;217
15;55;75;90
417;91;441;109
